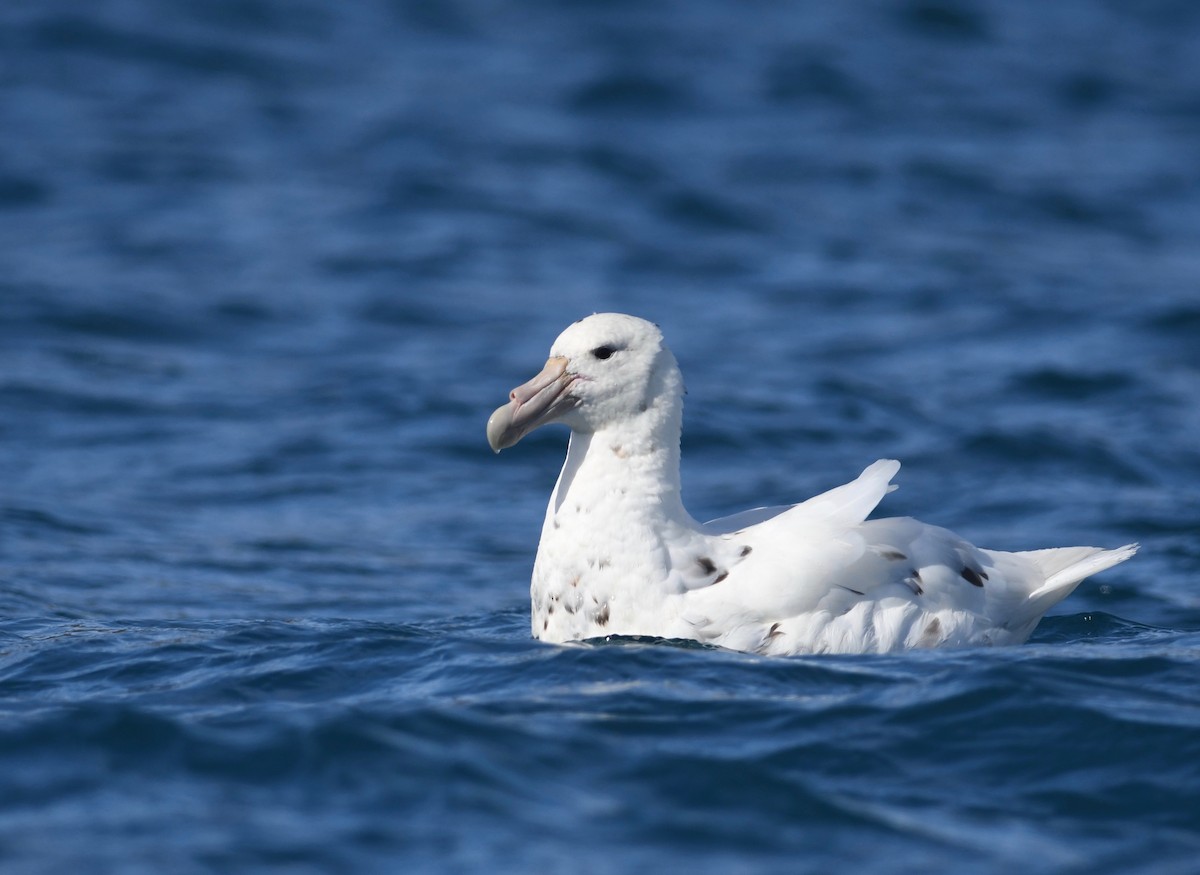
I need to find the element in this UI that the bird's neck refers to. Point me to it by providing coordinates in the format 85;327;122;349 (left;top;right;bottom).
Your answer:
550;386;688;524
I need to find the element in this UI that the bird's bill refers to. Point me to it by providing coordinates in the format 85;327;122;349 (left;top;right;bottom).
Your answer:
487;356;576;452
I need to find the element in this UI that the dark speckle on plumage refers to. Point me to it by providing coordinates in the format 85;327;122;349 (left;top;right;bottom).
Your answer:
961;566;985;587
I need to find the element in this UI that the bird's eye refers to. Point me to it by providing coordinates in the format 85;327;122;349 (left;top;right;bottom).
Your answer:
591;345;616;360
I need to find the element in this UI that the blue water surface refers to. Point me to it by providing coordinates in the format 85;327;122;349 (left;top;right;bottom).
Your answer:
2;1;1199;872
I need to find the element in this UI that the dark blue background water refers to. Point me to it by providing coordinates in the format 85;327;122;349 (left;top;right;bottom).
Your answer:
2;1;1199;872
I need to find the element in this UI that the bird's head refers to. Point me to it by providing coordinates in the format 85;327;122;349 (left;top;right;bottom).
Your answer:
486;313;680;452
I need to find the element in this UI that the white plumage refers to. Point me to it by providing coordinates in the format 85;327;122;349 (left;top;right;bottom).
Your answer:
487;313;1137;655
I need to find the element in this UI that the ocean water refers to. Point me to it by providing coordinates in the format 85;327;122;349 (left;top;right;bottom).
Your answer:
2;0;1199;872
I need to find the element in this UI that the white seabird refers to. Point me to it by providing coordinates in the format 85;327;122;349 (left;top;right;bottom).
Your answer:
487;313;1137;655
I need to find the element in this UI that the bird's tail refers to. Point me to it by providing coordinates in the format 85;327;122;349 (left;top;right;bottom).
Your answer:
1020;543;1139;606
